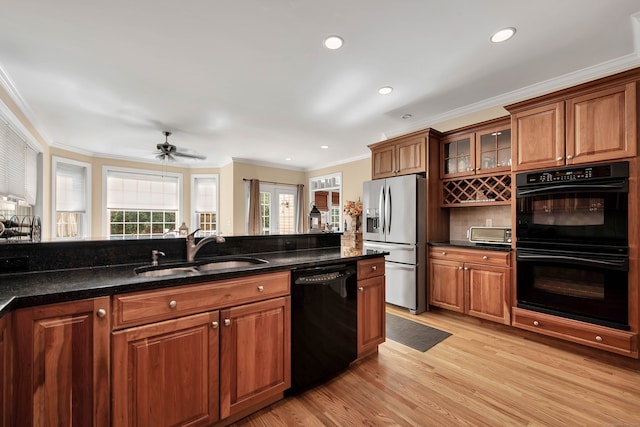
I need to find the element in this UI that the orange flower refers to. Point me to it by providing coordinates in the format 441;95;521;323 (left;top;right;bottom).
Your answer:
343;199;363;217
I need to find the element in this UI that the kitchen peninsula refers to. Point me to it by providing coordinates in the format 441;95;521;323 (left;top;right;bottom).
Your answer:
0;233;386;426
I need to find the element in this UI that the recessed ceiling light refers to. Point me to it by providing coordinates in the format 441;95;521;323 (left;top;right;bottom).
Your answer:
490;27;516;43
401;114;412;119
320;145;329;149
285;157;292;161
378;86;393;95
323;35;344;50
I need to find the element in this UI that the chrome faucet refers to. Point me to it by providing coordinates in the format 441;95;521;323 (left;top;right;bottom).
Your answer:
186;229;226;262
151;250;165;266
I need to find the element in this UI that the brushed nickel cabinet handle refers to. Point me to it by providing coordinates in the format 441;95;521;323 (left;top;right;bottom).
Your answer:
556;156;563;161
211;322;219;329
533;320;540;326
371;265;377;271
96;309;107;318
224;319;231;326
482;256;488;260
566;155;573;160
442;251;447;255
595;335;603;342
168;300;177;309
358;287;364;292
257;285;264;292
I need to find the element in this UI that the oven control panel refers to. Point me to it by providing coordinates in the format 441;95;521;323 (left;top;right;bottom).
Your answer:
517;161;628;186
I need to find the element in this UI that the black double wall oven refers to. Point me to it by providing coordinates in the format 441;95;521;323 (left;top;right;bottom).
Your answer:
515;161;630;330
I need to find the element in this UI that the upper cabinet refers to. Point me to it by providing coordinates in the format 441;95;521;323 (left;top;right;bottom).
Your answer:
440;119;511;179
509;80;637;172
369;129;441;179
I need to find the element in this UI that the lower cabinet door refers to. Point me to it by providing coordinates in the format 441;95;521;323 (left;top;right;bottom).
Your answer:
13;297;111;427
357;275;386;356
466;264;511;324
112;311;219;427
219;296;291;419
429;259;465;313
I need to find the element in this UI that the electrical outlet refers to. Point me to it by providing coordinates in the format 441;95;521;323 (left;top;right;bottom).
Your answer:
486;219;492;227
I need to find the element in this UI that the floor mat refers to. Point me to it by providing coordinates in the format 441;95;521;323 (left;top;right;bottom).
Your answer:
385;313;452;352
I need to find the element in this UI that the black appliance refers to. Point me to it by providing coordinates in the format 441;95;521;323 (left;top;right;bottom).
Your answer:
515;161;628;247
289;262;357;394
515;161;630;330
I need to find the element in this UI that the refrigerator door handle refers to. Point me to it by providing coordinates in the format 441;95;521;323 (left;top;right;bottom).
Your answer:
386;186;392;235
379;185;385;232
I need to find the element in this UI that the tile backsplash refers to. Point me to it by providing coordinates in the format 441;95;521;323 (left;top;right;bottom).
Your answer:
449;206;512;241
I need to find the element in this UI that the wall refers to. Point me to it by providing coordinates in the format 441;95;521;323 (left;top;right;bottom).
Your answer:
448;206;511;241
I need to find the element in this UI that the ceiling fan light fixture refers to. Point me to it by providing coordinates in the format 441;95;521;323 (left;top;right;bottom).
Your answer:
490;27;516;43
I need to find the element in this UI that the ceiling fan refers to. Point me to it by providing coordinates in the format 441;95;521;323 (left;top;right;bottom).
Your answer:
156;131;206;161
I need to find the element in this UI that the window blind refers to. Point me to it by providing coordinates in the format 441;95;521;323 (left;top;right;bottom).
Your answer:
107;170;179;210
194;177;217;212
0;117;38;203
56;162;86;212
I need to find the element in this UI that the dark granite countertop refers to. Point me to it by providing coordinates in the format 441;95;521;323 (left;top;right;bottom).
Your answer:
429;240;512;252
0;246;385;316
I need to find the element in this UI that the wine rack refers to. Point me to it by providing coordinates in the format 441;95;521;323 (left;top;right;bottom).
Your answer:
0;215;41;242
441;174;511;207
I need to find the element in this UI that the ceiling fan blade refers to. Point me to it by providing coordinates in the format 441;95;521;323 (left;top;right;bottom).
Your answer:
173;151;206;160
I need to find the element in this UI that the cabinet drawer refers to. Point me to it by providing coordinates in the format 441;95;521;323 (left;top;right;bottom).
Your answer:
357;258;385;280
428;246;510;267
112;271;290;329
512;307;638;357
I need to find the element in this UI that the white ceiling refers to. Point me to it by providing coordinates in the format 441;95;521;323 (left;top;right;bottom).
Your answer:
1;1;639;171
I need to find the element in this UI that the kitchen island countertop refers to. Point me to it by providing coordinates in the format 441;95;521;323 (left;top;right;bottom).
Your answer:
0;246;385;316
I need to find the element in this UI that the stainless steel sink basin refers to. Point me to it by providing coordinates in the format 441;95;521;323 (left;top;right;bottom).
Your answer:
135;257;268;277
196;257;268;272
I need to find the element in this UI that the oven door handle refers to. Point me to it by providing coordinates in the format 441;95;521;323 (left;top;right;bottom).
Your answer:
516;181;628;197
517;253;628;269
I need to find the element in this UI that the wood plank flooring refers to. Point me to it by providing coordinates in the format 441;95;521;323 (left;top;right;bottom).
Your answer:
233;305;640;427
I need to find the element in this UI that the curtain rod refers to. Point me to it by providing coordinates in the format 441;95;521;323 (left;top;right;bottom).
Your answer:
243;178;303;187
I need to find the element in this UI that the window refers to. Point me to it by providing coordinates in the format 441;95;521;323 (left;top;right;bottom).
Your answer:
0;111;40;226
309;172;342;231
104;167;181;238
191;174;218;236
247;182;298;235
52;157;91;239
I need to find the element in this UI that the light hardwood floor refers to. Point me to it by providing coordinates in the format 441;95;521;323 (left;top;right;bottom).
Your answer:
233;305;640;426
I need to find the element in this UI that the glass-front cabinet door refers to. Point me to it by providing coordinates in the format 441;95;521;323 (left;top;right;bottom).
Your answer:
441;133;475;178
476;126;511;174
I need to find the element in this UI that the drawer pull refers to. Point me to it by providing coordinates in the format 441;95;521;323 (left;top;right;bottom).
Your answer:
442;251;447;255
482;256;488;260
566;155;573;160
257;285;264;292
168;300;177;309
96;308;107;318
595;335;603;342
556;156;563;161
458;266;463;270
463;267;469;271
533;320;540;326
371;265;377;271
224;319;231;326
211;321;219;329
358;287;364;292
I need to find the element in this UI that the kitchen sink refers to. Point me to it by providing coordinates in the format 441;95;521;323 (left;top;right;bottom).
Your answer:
134;257;268;277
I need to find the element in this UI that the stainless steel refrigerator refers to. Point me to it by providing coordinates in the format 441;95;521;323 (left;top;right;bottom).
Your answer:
362;174;426;314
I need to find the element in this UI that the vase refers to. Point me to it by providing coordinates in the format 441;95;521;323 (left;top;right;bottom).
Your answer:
350;216;361;233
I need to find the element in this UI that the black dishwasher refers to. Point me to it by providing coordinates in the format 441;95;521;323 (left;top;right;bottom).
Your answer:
289;262;358;394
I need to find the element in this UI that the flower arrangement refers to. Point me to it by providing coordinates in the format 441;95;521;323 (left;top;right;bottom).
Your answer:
343;199;363;218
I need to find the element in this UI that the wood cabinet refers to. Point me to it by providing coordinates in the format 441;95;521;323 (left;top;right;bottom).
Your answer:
510;82;637;172
0;314;9;427
356;258;386;358
428;247;511;325
112;311;220;427
220;296;290;419
111;271;291;426
512;307;638;358
369;129;441;179
13;297;111;427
